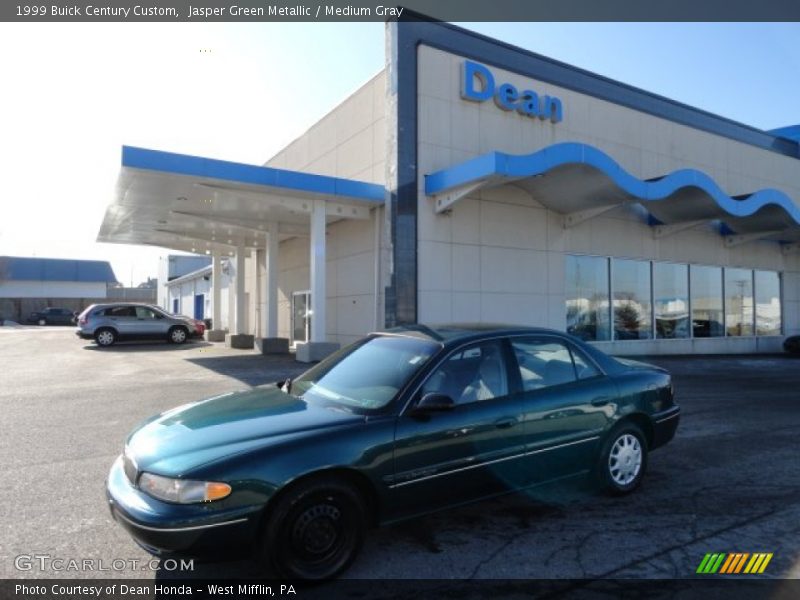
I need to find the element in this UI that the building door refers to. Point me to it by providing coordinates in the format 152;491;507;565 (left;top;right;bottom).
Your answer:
194;294;204;320
172;298;179;314
291;291;311;345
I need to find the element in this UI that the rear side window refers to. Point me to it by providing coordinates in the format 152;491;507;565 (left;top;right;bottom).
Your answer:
570;346;601;380
105;306;135;317
511;338;603;391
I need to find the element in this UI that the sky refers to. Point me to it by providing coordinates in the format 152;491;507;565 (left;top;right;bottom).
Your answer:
0;22;798;286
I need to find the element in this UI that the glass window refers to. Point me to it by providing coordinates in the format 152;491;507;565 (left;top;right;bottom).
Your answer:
293;335;439;411
105;306;135;317
612;259;652;340
571;347;601;380
755;271;781;336
422;341;508;404
653;263;689;339
135;307;158;319
690;265;724;338
566;255;610;341
725;268;754;336
511;338;584;391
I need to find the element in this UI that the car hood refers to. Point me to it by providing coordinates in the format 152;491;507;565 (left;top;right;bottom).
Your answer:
126;386;363;476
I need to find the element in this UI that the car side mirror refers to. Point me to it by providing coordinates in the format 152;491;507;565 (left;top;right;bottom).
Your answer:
414;393;455;413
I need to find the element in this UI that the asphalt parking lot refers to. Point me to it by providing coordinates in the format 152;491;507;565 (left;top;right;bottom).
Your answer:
2;327;799;581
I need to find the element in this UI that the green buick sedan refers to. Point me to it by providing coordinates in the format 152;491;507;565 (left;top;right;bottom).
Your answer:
107;325;679;579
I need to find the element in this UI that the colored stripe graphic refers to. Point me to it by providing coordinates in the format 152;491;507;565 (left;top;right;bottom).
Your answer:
698;553;773;574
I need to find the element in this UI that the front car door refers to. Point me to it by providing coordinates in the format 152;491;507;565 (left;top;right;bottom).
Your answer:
389;338;527;516
132;306;170;338
510;336;617;483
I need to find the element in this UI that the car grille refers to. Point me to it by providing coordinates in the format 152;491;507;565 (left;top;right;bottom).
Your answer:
122;450;138;485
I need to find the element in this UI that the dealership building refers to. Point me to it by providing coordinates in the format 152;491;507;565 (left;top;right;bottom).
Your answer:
98;21;800;360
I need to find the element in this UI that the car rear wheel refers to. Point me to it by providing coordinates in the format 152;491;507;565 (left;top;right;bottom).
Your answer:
37;318;46;326
597;423;648;495
95;328;117;347
261;477;366;580
168;326;188;344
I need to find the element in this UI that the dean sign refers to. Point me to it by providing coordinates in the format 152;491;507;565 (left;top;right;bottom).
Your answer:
461;60;564;123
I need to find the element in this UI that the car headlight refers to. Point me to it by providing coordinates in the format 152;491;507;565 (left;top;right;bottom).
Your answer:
138;472;231;504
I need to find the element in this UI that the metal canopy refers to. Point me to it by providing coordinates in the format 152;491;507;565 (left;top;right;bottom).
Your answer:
425;142;800;244
98;146;385;255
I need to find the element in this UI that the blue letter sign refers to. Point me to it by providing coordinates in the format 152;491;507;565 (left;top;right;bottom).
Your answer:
460;60;563;124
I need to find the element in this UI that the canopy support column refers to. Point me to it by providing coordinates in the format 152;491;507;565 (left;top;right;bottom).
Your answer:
296;200;339;363
225;246;254;349
205;252;226;342
256;222;289;355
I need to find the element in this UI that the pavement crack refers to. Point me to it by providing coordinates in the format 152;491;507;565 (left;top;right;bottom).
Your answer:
466;534;517;579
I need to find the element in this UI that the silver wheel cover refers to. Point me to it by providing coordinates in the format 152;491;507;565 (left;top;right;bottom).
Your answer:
608;433;642;486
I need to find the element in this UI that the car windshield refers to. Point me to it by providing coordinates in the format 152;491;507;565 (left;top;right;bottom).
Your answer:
291;335;440;411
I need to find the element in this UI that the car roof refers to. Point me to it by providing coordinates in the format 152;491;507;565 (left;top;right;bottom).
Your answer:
382;323;568;344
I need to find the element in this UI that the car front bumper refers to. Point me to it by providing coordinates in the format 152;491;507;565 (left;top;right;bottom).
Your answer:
106;456;261;558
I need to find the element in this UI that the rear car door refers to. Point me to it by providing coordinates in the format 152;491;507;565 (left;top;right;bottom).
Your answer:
390;339;527;514
510;336;616;483
104;305;138;335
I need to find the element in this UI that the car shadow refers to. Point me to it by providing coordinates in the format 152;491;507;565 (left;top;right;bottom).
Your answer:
185;355;307;387
81;340;214;352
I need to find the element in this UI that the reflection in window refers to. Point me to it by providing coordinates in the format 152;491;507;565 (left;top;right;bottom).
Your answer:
725;268;754;336
423;341;508;404
612;259;652;340
566;256;610;341
755;271;781;336
511;339;577;391
653;263;689;339
690;265;724;338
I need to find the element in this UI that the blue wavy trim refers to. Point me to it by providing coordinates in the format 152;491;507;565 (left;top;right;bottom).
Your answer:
425;142;800;226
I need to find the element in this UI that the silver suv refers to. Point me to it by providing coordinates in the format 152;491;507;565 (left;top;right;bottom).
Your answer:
75;303;203;347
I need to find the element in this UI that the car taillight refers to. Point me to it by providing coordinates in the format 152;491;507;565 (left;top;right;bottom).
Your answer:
79;316;87;325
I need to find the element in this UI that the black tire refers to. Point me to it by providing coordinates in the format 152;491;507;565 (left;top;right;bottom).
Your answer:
37;318;46;326
168;326;189;344
596;423;648;495
261;476;366;580
94;328;117;347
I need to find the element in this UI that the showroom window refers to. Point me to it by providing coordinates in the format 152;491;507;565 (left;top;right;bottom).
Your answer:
755;270;781;336
612;259;652;340
653;262;689;339
690;265;724;338
724;268;754;336
566;256;781;340
565;255;611;341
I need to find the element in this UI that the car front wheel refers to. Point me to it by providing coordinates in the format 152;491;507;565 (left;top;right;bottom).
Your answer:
38;318;46;326
95;328;117;347
168;326;188;344
261;477;366;580
597;423;648;495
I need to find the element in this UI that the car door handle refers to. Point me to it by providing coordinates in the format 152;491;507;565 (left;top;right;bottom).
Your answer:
591;396;610;407
494;417;518;429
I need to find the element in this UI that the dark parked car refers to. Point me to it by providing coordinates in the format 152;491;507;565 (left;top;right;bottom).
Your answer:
28;307;76;326
75;303;204;347
784;335;800;354
107;325;680;579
